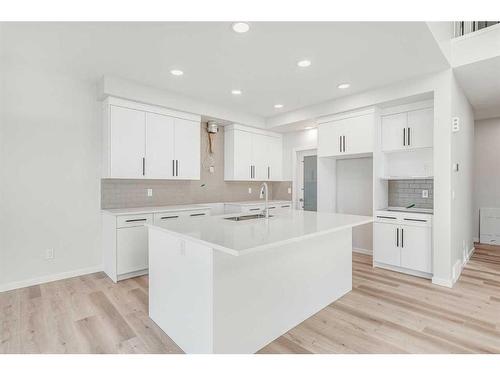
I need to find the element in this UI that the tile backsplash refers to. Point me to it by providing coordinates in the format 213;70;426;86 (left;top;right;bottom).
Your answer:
101;124;292;209
388;179;433;209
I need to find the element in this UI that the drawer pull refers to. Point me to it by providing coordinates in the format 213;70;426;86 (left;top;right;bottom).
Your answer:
281;205;291;208
125;218;147;223
404;218;427;222
376;215;397;220
190;213;206;217
249;208;261;211
161;215;179;220
269;206;276;209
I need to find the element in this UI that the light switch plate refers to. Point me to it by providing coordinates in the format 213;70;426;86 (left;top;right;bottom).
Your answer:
147;188;153;197
248;187;252;194
288;187;292;194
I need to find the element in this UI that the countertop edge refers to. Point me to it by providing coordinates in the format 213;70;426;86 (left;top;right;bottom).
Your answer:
146;217;373;256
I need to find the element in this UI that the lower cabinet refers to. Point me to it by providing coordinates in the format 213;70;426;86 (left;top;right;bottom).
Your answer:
102;207;210;282
373;212;432;276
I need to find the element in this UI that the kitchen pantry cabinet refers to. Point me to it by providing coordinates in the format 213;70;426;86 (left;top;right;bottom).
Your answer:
317;109;374;158
373;211;433;276
102;207;210;282
103;97;201;179
224;124;283;181
381;107;433;152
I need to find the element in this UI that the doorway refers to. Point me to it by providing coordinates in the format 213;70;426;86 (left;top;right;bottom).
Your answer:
295;149;317;211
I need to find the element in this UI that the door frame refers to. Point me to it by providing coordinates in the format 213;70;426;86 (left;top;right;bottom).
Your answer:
291;146;317;210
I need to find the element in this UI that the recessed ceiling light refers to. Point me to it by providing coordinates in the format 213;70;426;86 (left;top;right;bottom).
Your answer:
231;89;242;95
297;60;311;68
337;83;350;89
274;104;284;109
170;69;184;76
305;126;314;130
232;22;250;33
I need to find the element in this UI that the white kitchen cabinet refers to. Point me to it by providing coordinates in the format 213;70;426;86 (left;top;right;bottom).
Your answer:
174;118;201;180
317;110;374;158
373;210;432;277
373;222;401;266
109;105;146;178
145;112;175;178
102;206;211;282
103;97;201;179
381;107;433;152
224;124;283;181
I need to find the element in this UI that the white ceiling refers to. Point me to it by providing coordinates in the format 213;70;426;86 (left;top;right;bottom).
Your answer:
454;56;500;120
1;22;450;119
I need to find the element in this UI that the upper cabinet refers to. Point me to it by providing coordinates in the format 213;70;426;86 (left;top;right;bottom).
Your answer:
381;107;433;152
224;125;283;181
317;109;374;158
102;97;201;180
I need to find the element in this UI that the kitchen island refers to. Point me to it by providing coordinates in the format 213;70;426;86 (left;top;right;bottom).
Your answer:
147;209;372;353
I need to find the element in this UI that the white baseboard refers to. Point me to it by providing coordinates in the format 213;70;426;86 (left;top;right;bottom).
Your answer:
432;277;453;288
0;265;103;293
473;236;479;243
435;246;476;289
353;247;372;255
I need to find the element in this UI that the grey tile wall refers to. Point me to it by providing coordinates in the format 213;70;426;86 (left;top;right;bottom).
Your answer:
388;179;434;209
101;123;292;209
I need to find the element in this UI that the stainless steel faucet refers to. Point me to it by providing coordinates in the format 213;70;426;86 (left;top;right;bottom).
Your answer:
259;182;269;218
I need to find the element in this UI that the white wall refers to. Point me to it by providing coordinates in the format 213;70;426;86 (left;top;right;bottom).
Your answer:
0;60;102;290
450;73;475;281
336;158;373;252
282;128;318;181
473;117;500;241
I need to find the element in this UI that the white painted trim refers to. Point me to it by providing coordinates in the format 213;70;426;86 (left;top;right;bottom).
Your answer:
431;277;453;288
316;107;376;124
224;123;282;138
379;99;433;116
291;146;317;210
352;247;373;255
374;261;432;280
0;265;103;293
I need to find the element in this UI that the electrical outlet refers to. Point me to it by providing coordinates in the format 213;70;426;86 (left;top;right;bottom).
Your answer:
45;249;54;260
147;188;153;197
248;187;252;194
209;166;215;173
452;117;460;132
288;187;292;194
422;190;428;198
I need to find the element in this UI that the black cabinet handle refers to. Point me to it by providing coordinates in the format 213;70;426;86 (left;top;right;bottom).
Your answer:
126;218;147;223
396;228;399;247
339;136;342;153
404;218;427;222
268;166;270;179
376;215;397;220
403;128;406;146
175;160;179;177
142;157;145;176
401;228;404;248
190;213;206;217
172;160;175;177
281;205;290;208
408;127;411;146
161;215;179;220
249;208;261;211
343;135;346;152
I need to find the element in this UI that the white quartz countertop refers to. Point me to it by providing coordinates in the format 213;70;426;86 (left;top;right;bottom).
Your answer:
147;210;373;256
102;204;212;216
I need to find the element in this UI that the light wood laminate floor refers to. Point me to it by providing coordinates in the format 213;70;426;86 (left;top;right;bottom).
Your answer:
1;245;500;354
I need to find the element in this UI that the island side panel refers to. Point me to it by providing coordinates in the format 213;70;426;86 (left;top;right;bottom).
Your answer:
212;228;353;354
148;227;214;353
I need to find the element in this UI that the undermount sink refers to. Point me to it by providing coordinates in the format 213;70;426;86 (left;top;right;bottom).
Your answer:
224;213;273;221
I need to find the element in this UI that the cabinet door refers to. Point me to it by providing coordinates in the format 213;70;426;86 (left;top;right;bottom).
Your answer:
400;225;432;273
145;112;175;178
110;105;146;177
344;114;373;155
318;121;344;157
381;113;407;152
232;130;253;180
252;133;269;181
374;222;401;266
407;108;433;149
116;226;148;275
268;136;283;181
174;118;200;180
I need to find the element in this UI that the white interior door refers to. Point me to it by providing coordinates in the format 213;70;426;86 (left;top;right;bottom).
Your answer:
110;105;146;177
145;112;175;178
174;118;201;180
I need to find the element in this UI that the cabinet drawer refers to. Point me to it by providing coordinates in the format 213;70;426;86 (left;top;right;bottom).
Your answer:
153;209;210;224
117;214;153;228
183;209;210;218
